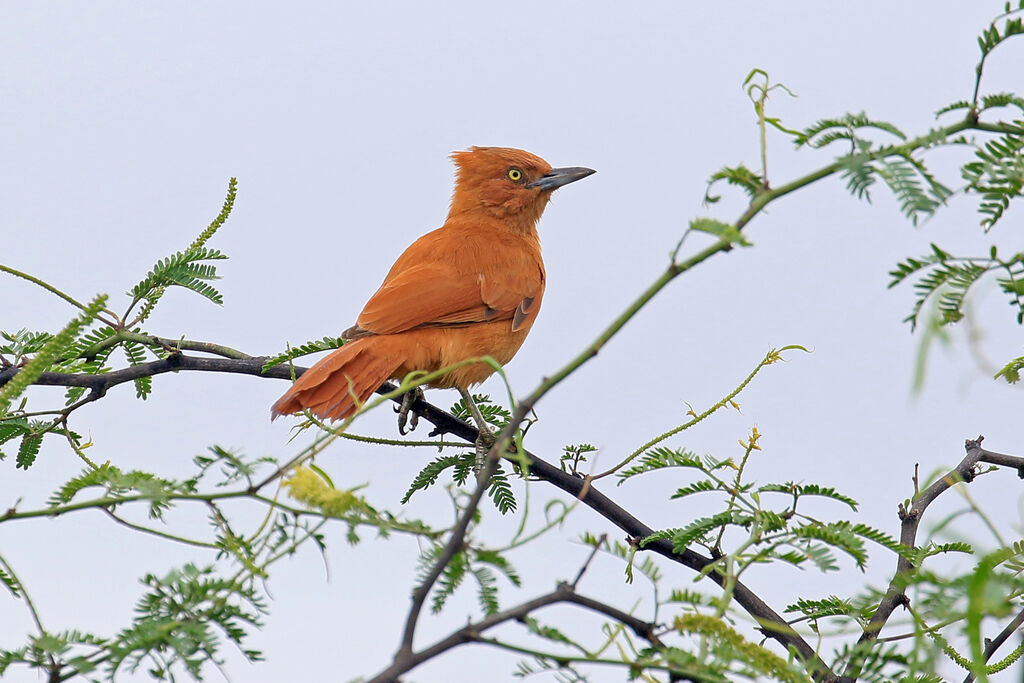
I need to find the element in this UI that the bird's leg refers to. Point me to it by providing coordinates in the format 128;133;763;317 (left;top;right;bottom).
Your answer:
395;386;424;435
458;387;496;471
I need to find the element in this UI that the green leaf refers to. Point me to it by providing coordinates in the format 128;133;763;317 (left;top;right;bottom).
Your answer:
689;218;751;247
431;549;467;613
617;446;704;482
995;355;1024;383
521;616;578;647
670;479;717;499
757;482;859;511
0;417;30;459
703;164;763;204
792;522;867;569
108;562;264;678
785;595;870;622
450;393;511;430
487;464;517;514
0;565;20;597
401;454;464;503
15;433;42;469
471;565;500;615
261;336;347;372
0;295;108;416
190;177;237;250
474;549;521;587
0;329;54;357
129;246;228;310
796;112;906;149
962;128;1024;230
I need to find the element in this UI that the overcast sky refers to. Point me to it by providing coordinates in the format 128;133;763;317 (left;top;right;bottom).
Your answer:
2;3;1022;682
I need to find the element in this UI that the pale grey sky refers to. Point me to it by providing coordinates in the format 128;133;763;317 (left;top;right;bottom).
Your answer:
2;3;1022;681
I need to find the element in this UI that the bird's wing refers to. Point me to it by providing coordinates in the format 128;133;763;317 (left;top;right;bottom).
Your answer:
353;259;542;336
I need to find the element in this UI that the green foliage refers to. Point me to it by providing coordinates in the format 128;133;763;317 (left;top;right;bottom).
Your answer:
616;446;712;483
192;445;277;489
0;565;20;598
0;416;28;462
404;455;515;522
190;177;237;251
704;164;763;203
57;325;118;405
49;463;199;519
674;614;811;682
559;442;596;475
690;217;752;246
6;8;1024;682
785;595;872;625
976;4;1024;64
994;354;1024;382
582;532;663;584
125;177;237;324
128;246;228;310
0;295;108;417
16;432;42;469
107;563;265;679
520;616;580;649
757;482;859;511
832;149;952;226
261;335;346;372
122;339;152;399
0;329;54;357
450;393;512;430
401;453;469;503
795;112;906;150
961;125;1024;230
420;543;520;616
488;464;517;514
0;180;238;431
888;244;1024;331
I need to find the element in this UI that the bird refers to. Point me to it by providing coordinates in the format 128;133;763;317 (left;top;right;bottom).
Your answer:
271;146;594;446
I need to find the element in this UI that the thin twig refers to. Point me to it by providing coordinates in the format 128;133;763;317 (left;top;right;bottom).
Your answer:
396;446;503;657
840;436;1024;682
371;580;665;682
962;604;1024;683
572;534;607;588
1;349;829;676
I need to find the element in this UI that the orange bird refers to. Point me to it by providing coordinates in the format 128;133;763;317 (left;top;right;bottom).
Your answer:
271;147;594;438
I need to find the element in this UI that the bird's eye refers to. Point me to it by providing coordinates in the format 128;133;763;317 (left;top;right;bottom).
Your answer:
507;167;524;183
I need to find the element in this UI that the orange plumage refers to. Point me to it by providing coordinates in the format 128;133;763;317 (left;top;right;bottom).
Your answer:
271;147;594;422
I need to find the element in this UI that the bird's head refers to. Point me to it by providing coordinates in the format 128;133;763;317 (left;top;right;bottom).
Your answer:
448;146;594;230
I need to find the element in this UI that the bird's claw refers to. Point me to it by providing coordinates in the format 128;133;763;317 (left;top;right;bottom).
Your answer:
396;387;424;435
474;426;496;474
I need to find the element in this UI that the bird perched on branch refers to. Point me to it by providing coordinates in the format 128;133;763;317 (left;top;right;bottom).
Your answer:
271;146;594;447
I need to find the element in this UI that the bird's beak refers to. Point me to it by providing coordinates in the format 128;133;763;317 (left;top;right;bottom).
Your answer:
527;166;596;191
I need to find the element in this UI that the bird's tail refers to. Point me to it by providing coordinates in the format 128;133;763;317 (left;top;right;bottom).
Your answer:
270;338;402;422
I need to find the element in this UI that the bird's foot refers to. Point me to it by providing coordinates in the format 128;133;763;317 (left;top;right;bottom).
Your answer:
395;387;424;435
474;425;496;474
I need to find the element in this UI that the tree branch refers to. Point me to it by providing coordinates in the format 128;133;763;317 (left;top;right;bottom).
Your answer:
370;581;670;683
1;347;830;679
963;603;1024;683
840;436;1024;682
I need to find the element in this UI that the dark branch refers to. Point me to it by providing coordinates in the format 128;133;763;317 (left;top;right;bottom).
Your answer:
840;436;1024;682
396;450;502;658
963;604;1024;683
369;581;666;683
4;348;829;678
